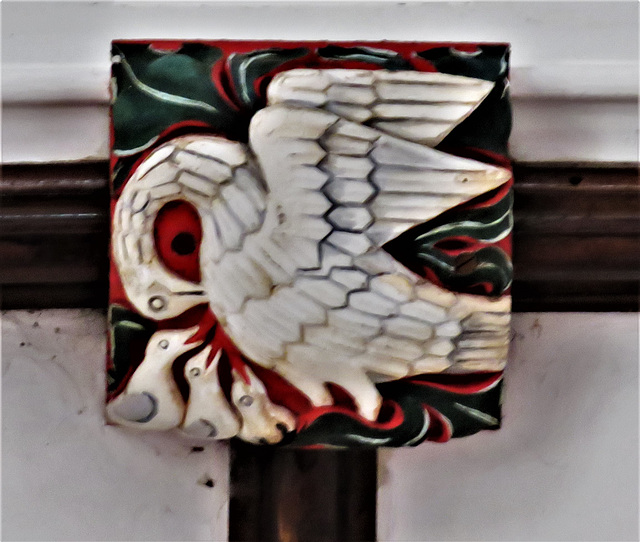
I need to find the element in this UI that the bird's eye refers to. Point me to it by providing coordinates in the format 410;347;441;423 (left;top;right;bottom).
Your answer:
189;367;202;378
158;339;170;349
171;232;197;256
149;295;166;312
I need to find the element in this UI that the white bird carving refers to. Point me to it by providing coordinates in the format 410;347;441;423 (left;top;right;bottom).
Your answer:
182;346;241;439
112;69;512;429
182;346;296;443
106;326;201;429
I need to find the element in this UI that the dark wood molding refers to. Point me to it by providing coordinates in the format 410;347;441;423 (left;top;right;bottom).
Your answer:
511;164;639;311
0;162;110;310
1;161;638;311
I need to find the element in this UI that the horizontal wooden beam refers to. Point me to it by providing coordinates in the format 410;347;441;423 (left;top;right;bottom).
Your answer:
511;164;639;311
1;162;637;311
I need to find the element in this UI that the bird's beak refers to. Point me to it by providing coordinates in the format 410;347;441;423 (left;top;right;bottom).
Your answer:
175;325;204;355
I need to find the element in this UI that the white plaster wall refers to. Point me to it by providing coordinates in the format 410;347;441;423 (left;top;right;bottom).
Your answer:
2;311;637;541
1;310;230;541
378;313;639;541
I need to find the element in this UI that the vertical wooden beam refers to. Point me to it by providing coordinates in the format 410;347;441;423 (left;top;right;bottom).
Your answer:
229;442;377;542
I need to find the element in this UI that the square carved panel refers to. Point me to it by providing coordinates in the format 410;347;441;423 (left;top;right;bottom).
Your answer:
107;40;512;446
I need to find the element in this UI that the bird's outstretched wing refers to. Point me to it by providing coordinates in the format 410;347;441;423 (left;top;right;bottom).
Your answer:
238;102;511;394
267;69;494;147
250;103;510;249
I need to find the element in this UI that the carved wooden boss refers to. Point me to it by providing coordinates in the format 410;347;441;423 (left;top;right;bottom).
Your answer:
107;41;512;447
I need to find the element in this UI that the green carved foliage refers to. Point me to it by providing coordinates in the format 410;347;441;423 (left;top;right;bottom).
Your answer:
111;43;234;156
107;305;156;395
420;45;512;155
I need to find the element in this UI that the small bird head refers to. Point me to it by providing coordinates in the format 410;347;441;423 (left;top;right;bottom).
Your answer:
230;367;296;444
142;326;204;369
